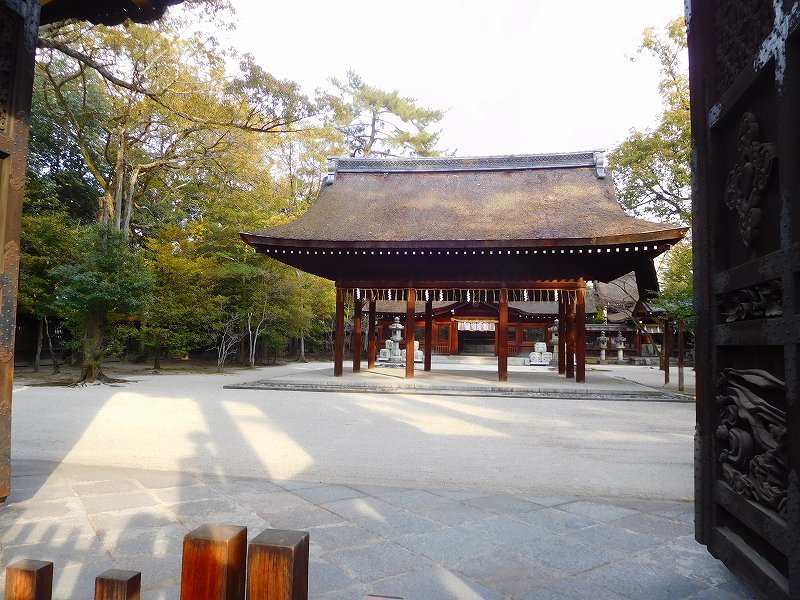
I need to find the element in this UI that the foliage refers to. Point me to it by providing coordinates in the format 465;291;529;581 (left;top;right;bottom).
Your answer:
52;225;153;381
329;70;444;157
651;241;693;325
609;17;691;225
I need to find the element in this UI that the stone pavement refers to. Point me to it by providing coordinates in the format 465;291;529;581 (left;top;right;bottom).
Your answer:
0;459;753;600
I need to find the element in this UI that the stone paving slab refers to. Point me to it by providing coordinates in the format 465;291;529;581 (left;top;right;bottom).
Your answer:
0;459;754;599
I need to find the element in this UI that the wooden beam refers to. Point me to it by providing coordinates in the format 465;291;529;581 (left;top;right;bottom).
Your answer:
424;299;433;371
247;529;309;600
498;289;508;381
565;297;575;379
558;298;566;375
405;289;415;379
95;570;141;600
353;297;362;374
368;297;376;369
5;560;53;600
576;283;586;383
334;288;345;377
180;525;246;600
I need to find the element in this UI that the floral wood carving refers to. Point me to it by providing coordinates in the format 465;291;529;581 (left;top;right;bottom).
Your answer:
719;280;783;322
715;368;787;519
723;112;777;247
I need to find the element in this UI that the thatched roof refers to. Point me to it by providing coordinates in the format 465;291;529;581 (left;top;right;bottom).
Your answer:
243;153;686;248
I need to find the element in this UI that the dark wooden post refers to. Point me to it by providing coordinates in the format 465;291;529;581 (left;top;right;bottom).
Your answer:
498;288;508;382
405;289;415;379
247;529;309;600
565;295;575;379
575;283;586;383
663;320;671;387
180;525;247;600
424;298;433;371
95;570;141;600
558;297;566;375
5;560;53;600
353;297;362;373
677;319;685;392
333;288;345;377
368;296;376;369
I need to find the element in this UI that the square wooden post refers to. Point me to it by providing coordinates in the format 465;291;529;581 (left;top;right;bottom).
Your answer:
565;296;575;379
558;297;566;375
247;529;309;600
663;319;671;386
405;289;415;378
576;283;586;383
180;525;247;600
498;289;508;382
5;560;53;600
368;297;376;369
333;288;345;377
353;297;362;373
95;569;141;600
424;298;433;372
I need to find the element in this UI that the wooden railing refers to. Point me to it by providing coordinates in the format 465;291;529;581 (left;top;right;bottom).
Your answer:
3;524;402;600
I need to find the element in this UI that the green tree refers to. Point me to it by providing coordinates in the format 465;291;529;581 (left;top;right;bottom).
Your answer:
651;240;693;325
329;71;444;157
53;226;153;383
609;17;690;225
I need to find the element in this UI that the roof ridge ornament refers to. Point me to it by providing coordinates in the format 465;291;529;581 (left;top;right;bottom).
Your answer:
326;152;607;175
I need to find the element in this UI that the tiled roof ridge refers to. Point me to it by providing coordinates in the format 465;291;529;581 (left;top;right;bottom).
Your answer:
326;150;608;181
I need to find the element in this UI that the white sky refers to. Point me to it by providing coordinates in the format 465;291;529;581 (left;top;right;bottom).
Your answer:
220;0;685;156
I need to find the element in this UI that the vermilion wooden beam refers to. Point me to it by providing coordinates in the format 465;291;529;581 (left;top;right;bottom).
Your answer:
576;283;586;383
565;298;575;379
95;569;141;600
498;289;508;382
558;298;566;375
5;560;53;600
333;288;345;377
353;297;362;373
247;529;309;600
424;299;433;372
405;289;415;379
368;297;377;369
180;525;246;600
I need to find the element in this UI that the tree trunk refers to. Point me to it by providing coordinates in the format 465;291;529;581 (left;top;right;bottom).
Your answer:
79;310;105;383
122;166;140;238
33;317;43;373
299;329;307;362
153;341;161;370
43;317;60;375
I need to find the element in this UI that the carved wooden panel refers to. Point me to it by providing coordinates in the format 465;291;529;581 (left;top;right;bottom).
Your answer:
690;0;800;597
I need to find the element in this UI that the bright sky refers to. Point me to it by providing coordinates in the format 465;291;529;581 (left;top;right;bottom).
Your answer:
222;0;685;156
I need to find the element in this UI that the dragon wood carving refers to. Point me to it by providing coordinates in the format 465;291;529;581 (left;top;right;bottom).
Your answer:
723;112;777;247
719;280;783;322
715;368;787;519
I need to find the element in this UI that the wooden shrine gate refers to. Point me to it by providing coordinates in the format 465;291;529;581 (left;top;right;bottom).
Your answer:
688;0;800;597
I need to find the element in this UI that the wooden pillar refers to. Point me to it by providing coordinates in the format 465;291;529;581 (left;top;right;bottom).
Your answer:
5;560;53;600
0;0;40;502
333;288;345;377
664;320;671;386
180;525;246;600
558;298;566;375
424;299;433;371
405;289;415;379
367;297;376;369
95;570;141;600
353;297;362;373
576;283;586;383
565;295;575;379
498;289;508;382
247;529;309;600
677;319;685;392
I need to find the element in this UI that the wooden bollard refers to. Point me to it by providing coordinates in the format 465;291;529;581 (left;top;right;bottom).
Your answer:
5;560;53;600
95;569;141;600
247;529;309;600
180;524;247;600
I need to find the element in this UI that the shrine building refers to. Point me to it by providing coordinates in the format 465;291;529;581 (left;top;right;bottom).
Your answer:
241;152;687;382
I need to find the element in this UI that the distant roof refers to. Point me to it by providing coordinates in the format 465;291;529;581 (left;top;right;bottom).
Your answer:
40;0;183;25
243;153;686;248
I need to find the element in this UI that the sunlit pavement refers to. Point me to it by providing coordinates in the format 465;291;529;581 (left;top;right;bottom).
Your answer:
2;362;752;598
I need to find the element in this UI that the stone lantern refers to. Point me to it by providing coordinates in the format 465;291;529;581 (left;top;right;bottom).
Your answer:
614;331;626;364
388;317;404;364
549;318;559;362
597;330;608;364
